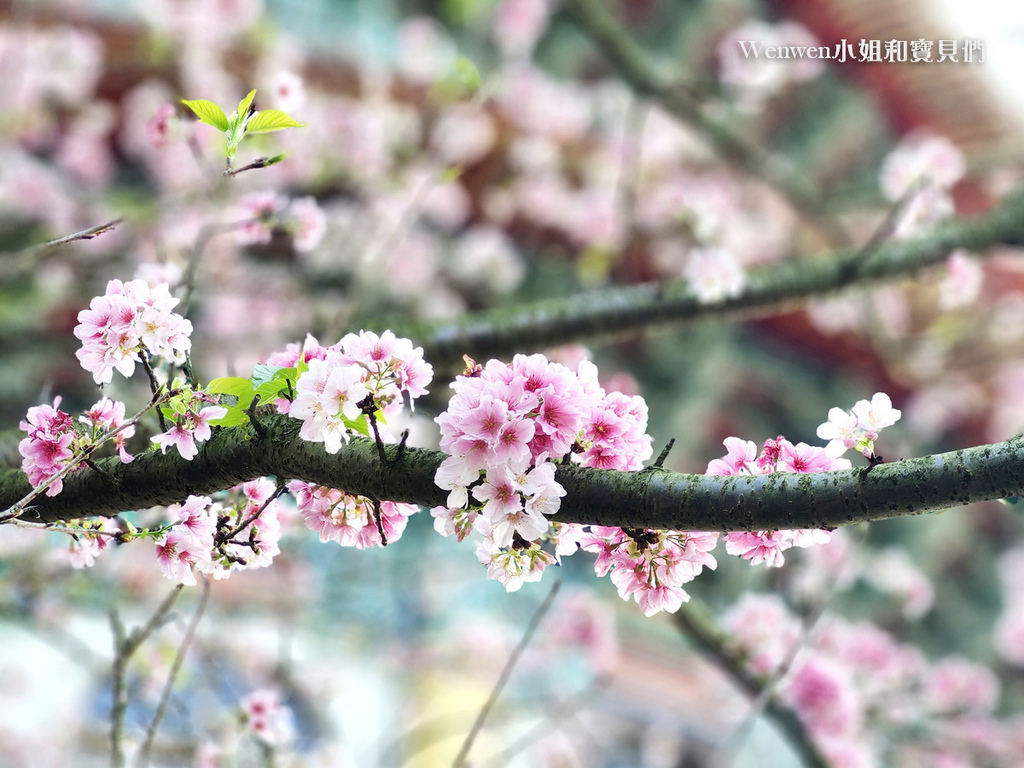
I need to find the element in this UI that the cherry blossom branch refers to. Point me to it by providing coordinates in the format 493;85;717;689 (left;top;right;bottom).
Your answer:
672;598;829;768
0;388;177;524
397;187;1024;373
1;412;1022;534
559;0;849;247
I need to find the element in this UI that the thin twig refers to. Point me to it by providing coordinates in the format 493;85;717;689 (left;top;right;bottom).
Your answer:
246;394;267;439
219;480;286;544
139;352;167;409
452;578;563;768
179;221;246;317
484;674;612;766
223;155;284;177
38;218;122;247
26;218;124;252
135;576;211;768
110;584;186;768
109;610;128;768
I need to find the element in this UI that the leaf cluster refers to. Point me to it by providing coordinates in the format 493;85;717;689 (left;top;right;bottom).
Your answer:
180;89;304;159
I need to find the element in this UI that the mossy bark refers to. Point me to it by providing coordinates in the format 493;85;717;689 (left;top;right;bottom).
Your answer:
3;413;1022;530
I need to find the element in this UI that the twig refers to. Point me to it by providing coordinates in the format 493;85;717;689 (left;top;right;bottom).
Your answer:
2;218;126;283
484;675;612;766
135;576;211;768
140;352;167;409
648;438;676;470
110;584;186;768
452;578;563;768
716;525;868;764
246;394;267;439
25;218;124;252
219;479;286;544
179;221;246;317
362;399;392;545
223;155;285;177
671;598;830;768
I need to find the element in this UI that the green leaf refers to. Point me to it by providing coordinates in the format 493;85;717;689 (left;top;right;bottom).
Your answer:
440;165;463;184
237;89;257;120
254;380;289;401
453;57;481;93
208;409;251;428
180;99;230;132
343;414;371;438
245;109;305;133
207;377;255;398
252;364;287;388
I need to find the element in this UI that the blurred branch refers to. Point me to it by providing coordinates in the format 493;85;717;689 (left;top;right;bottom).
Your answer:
453;579;562;768
560;0;850;247
672;598;829;768
396;187;1024;374
29;218;124;251
2;412;1023;531
136;577;210;768
110;584;185;768
1;218;124;282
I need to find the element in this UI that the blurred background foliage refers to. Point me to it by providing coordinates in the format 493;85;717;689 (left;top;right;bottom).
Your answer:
3;0;1024;765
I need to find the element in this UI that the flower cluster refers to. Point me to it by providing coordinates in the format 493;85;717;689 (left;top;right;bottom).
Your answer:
718;20;824;111
433;354;654;595
700;394;900;570
19;396;135;496
283;331;433;453
580;527;721;616
287;481;415;549
816;391;902;458
878;131;965;238
61;518;117;569
74;278;192;385
706;435;850;568
235;191;326;253
724;593;1009;766
154;481;284;585
150;389;227;461
240;689;295;747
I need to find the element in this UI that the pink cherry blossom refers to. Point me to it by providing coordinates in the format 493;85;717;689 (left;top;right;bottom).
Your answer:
241;689;295;747
724;530;791;567
74;279;191;384
879;131;965;202
706;436;758;475
171;495;216;546
155;529;210;586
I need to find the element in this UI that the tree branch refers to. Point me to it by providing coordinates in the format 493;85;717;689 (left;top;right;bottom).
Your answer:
560;0;849;246
2;413;1022;531
395;187;1024;374
672;599;829;768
